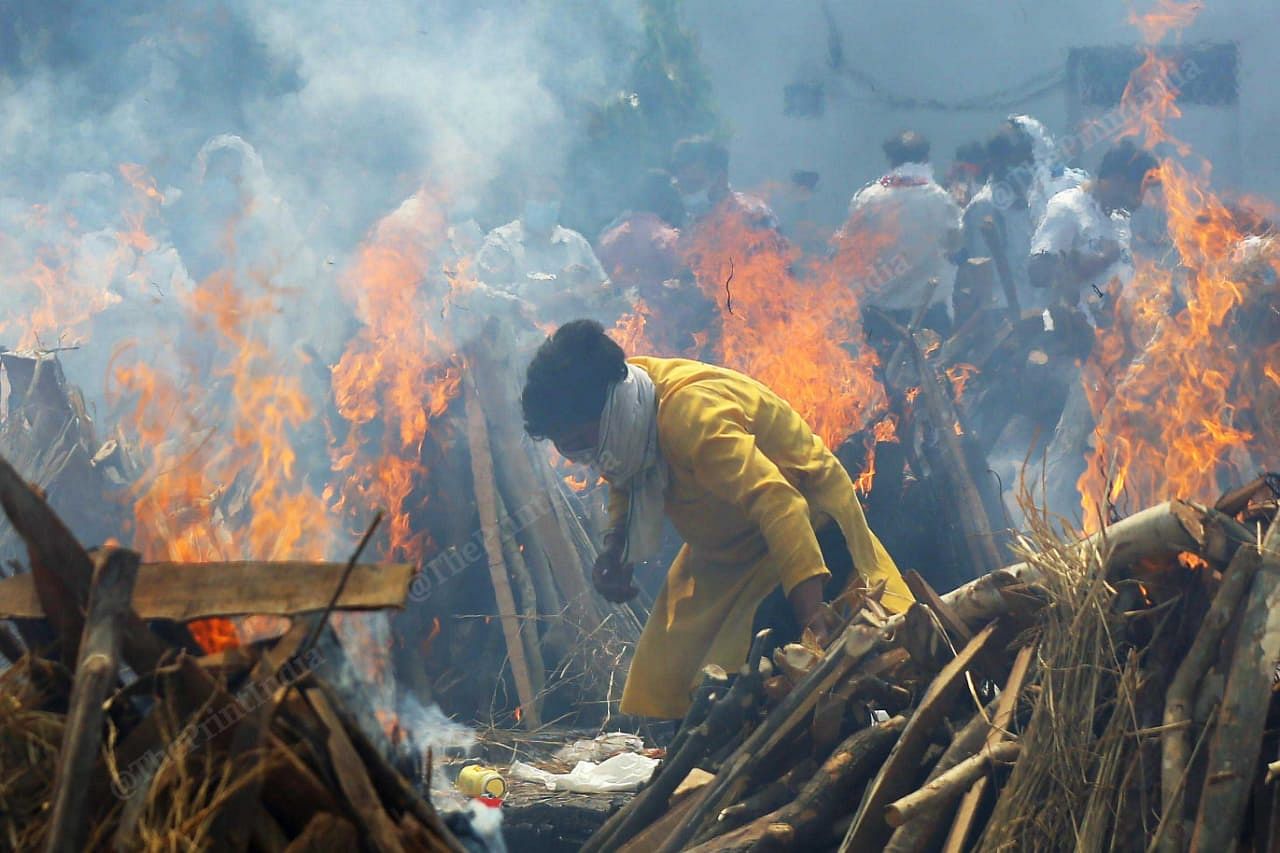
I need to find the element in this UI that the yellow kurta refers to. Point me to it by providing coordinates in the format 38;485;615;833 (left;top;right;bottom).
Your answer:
614;357;913;718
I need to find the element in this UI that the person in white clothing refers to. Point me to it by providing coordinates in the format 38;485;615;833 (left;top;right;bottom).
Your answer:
1029;140;1159;323
841;130;961;335
476;176;621;328
961;116;1084;315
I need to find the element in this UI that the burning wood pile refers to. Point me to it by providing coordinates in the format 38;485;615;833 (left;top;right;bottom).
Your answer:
0;454;463;851
582;484;1280;852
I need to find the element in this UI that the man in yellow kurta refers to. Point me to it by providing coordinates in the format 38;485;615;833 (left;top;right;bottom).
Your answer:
522;320;913;719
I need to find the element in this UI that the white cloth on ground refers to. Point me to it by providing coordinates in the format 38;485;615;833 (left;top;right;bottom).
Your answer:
508;752;658;794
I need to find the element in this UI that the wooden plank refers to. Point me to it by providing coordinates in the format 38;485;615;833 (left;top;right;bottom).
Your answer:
45;547;140;853
305;686;406;853
463;374;541;730
839;621;1000;852
0;453;169;674
903;570;973;644
0;560;414;620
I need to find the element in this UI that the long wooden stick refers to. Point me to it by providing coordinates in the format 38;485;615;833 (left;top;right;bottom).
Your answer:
1158;534;1263;853
980;215;1021;323
886;740;1021;827
1189;516;1280;852
941;643;1034;853
839;621;999;852
651;625;886;853
463;375;541;730
45;547;140;853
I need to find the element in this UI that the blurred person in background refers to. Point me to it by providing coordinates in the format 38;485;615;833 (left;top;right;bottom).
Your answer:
841;130;962;340
959;119;1040;312
1029;139;1159;325
476;174;623;328
669;136;778;231
596;169;714;355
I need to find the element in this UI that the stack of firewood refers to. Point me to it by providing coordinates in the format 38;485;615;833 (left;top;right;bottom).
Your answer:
0;451;463;852
584;479;1280;852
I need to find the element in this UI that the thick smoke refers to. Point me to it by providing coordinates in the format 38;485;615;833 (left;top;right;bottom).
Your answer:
0;0;641;390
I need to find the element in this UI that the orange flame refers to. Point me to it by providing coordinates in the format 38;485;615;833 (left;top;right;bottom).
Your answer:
112;206;333;651
330;189;463;562
680;201;890;458
944;363;979;403
1078;2;1279;527
0;166;162;350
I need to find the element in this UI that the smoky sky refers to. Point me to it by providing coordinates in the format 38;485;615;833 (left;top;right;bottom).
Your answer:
0;0;639;243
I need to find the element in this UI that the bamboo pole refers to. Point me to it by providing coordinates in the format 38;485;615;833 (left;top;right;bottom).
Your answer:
45;547;139;853
463;375;541;730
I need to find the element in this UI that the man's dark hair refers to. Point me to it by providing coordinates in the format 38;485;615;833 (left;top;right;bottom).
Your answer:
1098;139;1159;185
522;320;628;440
670;136;730;176
636;168;685;227
883;130;930;167
985;121;1034;170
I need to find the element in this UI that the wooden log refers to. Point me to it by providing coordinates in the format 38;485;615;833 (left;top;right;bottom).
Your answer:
589;630;772;853
897;319;1003;582
282;813;360;853
903;569;972;644
467;339;565;618
657;625;887;853
1189;516;1280;853
1158;533;1265;853
44;547;139;853
934;501;1241;631
305;685;407;853
886;741;1021;827
463;374;541;730
0;453;169;673
312;678;464;852
839;621;999;852
980;215;1021;323
0;559;414;620
715;759;817;835
496;490;547;705
753;715;908;852
940;643;1034;853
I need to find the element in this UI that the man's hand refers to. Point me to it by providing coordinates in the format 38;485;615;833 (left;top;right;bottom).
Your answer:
592;539;638;603
1070;239;1122;278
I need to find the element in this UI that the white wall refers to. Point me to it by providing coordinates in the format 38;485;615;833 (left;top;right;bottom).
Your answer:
682;0;1280;233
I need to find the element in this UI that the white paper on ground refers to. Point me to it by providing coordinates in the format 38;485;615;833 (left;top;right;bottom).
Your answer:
508;751;659;793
